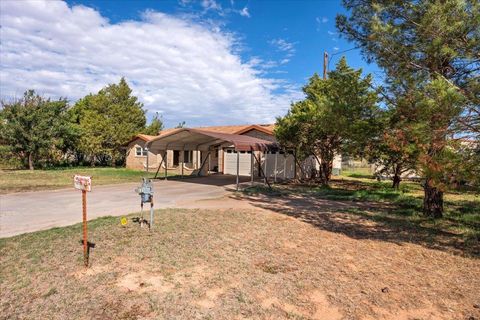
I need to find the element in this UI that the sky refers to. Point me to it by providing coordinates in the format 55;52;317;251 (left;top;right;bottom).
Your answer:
0;0;381;128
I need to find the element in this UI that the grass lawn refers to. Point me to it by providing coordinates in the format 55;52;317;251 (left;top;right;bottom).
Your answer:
1;208;479;320
0;167;175;194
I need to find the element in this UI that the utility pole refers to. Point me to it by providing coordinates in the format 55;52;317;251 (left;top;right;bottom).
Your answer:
323;51;328;79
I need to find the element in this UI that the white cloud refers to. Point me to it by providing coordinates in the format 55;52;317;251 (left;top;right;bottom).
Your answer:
315;16;328;24
269;38;296;66
239;7;250;18
201;0;222;12
333;47;339;51
0;0;302;127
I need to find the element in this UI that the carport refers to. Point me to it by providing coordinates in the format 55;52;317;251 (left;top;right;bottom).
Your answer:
145;128;277;190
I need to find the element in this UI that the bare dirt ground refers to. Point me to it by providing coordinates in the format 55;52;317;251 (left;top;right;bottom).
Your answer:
1;204;479;320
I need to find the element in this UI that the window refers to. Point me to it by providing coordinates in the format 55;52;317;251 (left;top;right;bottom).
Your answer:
184;150;192;163
135;146;147;157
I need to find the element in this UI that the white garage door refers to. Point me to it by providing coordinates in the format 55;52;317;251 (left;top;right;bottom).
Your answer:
224;149;252;176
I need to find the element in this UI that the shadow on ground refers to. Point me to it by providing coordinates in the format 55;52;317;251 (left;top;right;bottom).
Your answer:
232;184;479;257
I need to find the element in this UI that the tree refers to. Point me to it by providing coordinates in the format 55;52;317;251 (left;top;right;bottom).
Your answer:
275;57;380;184
70;78;146;166
0;90;77;170
337;0;480;217
365;87;421;189
143;112;163;135
175;121;186;128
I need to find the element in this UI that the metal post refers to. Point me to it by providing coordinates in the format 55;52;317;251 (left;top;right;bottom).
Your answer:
82;190;88;267
149;202;154;230
164;151;168;180
250;150;254;186
208;151;211;174
236;150;240;191
196;150;199;170
274;152;278;183
264;151;268;185
145;147;149;173
140;202;144;227
181;150;184;178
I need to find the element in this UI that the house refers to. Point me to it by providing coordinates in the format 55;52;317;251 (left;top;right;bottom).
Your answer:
125;124;342;180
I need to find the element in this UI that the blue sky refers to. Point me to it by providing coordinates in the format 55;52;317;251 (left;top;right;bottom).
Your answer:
1;0;380;128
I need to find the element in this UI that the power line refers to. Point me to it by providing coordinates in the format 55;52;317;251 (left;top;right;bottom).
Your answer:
327;46;360;71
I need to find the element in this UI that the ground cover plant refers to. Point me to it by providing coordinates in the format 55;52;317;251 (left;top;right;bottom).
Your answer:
1;208;479;320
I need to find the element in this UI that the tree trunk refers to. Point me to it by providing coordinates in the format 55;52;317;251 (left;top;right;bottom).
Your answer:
392;165;401;190
28;152;34;170
319;160;332;185
90;155;95;167
392;174;401;190
423;179;443;218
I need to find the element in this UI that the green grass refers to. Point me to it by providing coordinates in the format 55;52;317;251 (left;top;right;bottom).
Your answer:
0;167;175;194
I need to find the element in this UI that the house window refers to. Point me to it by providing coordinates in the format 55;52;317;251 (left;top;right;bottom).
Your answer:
184;150;192;163
135;146;148;157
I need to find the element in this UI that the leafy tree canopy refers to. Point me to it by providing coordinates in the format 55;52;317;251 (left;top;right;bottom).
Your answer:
275;57;380;184
70;77;146;165
337;0;480;217
0;90;77;169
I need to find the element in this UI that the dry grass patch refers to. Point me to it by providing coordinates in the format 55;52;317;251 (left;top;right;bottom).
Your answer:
1;208;479;320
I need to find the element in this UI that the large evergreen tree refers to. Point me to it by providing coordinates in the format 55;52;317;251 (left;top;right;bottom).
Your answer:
70;78;146;166
337;0;480;217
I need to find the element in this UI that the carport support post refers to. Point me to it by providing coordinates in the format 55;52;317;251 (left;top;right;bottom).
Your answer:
236;150;240;191
250;149;254;186
181;150;184;178
164;151;168;180
145;147;149;173
208;152;211;174
196;150;199;170
264;151;268;185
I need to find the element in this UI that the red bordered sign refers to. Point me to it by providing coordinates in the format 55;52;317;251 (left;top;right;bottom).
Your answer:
74;175;92;192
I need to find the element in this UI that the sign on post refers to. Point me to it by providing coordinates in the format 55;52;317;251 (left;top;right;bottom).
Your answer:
74;175;92;267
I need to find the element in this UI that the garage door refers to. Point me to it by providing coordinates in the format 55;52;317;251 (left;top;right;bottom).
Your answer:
224;149;252;176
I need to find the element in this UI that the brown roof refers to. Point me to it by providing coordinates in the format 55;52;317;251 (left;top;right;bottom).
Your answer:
147;128;276;151
159;124;275;136
125;124;275;146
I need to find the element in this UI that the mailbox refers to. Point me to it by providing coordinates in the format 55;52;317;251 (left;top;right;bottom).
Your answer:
135;178;153;204
135;178;154;229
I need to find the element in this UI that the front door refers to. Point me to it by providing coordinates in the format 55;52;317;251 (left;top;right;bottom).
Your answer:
173;150;180;166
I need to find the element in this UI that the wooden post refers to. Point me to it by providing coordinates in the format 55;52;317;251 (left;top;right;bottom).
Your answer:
82;190;88;267
323;51;328;80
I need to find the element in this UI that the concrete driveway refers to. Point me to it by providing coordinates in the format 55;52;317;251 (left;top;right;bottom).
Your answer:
0;175;253;238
